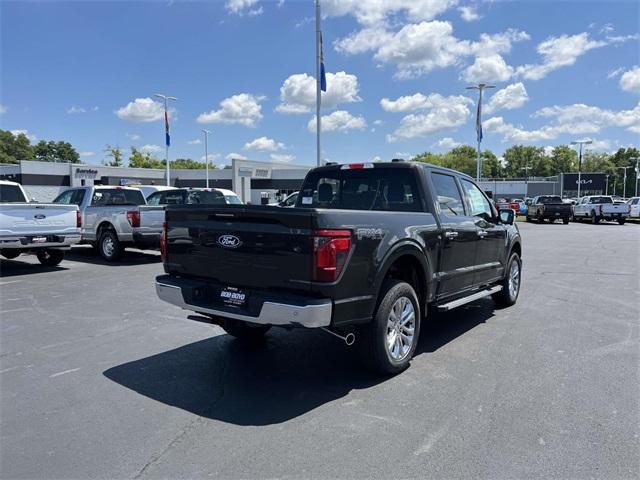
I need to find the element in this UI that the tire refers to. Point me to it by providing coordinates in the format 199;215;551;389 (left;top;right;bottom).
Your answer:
591;211;600;224
525;215;532;223
99;229;122;261
359;280;421;375
492;252;522;308
563;218;570;225
537;214;545;224
618;218;625;225
0;250;20;260
220;318;270;341
36;249;64;266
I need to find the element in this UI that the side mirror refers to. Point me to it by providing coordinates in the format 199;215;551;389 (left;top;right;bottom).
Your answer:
499;209;515;225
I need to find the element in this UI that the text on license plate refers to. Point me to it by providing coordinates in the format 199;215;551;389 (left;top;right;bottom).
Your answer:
220;287;247;307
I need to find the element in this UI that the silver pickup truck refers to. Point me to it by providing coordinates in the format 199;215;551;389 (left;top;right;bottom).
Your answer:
53;186;164;261
0;180;81;265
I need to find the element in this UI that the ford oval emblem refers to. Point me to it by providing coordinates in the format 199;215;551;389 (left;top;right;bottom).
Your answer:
217;234;241;249
34;214;46;220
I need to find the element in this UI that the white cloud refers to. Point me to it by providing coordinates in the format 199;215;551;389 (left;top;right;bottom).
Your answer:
484;83;529;114
270;153;296;162
387;94;473;142
244;136;285;151
515;33;606;81
458;6;481;22
188;138;202;145
115;98;165;122
381;93;430;113
10;130;36;142
334;28;392;55
225;152;249;161
197;93;264;127
225;0;262;16
620;66;640;93
307;110;367;133
126;133;141;141
0;104;7;115
435;137;461;149
79;151;96;157
200;153;221;162
607;67;625;79
66;106;86;114
373;119;385;126
324;0;457;27
140;144;162;154
484;102;640;142
461;54;514;83
276;72;361;114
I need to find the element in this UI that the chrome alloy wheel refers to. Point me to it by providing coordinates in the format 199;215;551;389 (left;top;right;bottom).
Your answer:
386;296;415;361
508;259;521;299
102;236;115;257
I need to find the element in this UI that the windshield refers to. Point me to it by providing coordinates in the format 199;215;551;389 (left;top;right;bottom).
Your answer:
299;168;421;211
91;188;145;206
0;184;27;203
539;196;562;204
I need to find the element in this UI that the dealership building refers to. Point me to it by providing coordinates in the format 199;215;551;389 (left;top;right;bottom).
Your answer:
0;159;607;203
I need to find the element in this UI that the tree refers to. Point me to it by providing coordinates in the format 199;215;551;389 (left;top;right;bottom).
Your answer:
171;158;207;169
610;147;640;196
549;145;577;175
127;147;164;169
503;145;547;177
104;145;123;167
481;150;502;178
33;140;80;163
0;129;34;164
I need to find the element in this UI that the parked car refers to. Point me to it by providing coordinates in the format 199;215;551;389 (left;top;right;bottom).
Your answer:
627;197;640;218
0;180;81;265
495;197;520;212
511;198;527;215
155;162;522;374
53;186;164;261
573;195;630;224
269;191;299;207
526;195;573;224
137;185;177;199
145;188;242;206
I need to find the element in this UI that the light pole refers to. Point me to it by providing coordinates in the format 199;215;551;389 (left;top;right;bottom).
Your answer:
521;165;532;198
570;139;592;198
466;83;495;182
631;157;640;197
605;174;609;195
154;93;177;186
618;166;633;199
202;129;211;188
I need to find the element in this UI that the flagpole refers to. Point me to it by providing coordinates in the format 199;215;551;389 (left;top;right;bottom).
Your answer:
466;83;494;182
315;0;321;167
154;93;177;186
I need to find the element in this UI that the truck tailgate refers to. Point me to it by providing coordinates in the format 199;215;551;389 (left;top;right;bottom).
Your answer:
165;205;314;292
139;205;165;232
0;204;78;236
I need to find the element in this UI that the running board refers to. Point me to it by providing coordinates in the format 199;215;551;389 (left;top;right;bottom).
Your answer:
436;286;502;312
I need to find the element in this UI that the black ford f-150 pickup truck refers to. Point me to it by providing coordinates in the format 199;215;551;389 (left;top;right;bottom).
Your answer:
156;162;522;374
525;195;572;224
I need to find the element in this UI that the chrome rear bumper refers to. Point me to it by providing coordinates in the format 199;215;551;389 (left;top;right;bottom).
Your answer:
156;279;332;328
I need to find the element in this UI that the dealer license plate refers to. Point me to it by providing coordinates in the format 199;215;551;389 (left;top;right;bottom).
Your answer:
220;287;248;307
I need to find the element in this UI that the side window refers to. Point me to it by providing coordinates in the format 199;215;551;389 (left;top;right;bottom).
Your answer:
70;190;85;206
53;190;74;204
146;192;162;206
91;191;105;206
460;179;493;221
430;172;465;216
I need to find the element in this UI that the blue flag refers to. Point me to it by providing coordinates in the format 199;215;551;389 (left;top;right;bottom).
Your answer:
320;32;327;92
165;111;171;147
475;97;482;143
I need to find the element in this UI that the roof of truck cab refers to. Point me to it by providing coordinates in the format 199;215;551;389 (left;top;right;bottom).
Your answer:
0;179;20;186
178;187;238;196
312;161;474;180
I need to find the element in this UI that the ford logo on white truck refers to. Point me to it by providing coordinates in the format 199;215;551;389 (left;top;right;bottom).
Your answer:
217;234;241;248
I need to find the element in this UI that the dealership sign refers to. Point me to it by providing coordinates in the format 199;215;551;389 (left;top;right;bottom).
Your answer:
74;168;98;179
562;173;606;190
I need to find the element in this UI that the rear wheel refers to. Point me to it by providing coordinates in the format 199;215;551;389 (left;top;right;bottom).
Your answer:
36;249;64;266
618;218;626;225
591;211;600;224
525;215;532;222
492;252;522;307
220;318;270;341
99;229;122;261
537;214;545;224
359;280;420;375
0;250;20;260
563;218;570;225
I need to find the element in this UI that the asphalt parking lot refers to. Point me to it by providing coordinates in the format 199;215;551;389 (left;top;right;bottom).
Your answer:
1;221;639;479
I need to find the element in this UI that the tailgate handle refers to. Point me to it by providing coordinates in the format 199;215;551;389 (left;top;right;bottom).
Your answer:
214;213;235;218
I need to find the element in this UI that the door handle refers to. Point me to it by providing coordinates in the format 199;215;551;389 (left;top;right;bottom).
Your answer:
477;230;488;237
444;231;459;239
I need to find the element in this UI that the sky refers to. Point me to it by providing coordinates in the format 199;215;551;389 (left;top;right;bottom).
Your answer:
1;0;639;167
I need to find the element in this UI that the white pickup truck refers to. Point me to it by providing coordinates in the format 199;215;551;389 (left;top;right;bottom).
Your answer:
573;195;630;224
0;180;81;265
53;186;164;261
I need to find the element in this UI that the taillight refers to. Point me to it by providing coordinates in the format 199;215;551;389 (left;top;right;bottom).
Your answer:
160;222;168;262
340;163;374;170
126;210;140;228
312;229;351;282
76;210;82;228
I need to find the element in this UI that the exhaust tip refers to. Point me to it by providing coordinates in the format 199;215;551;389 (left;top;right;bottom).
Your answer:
344;332;355;346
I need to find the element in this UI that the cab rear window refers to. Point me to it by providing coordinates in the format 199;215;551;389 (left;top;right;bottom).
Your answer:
298;168;422;212
91;189;145;206
0;184;27;203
